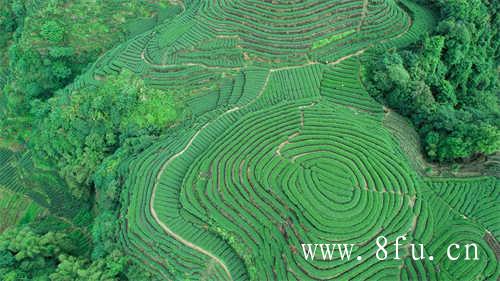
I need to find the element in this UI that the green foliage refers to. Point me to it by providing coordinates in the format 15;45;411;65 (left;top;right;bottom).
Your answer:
0;189;46;232
0;227;69;280
0;0;16;50
366;0;499;162
50;250;126;281
0;226;134;281
0;148;91;220
30;70;180;197
0;0;172;143
312;29;356;49
40;20;65;43
0;0;497;280
90;211;120;260
127;89;178;129
0;227;69;260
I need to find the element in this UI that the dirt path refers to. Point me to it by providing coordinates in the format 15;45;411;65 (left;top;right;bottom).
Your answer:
147;70;276;281
150;120;233;280
146;52;366;279
145;6;415;276
328;49;367;66
141;49;362;71
358;0;369;32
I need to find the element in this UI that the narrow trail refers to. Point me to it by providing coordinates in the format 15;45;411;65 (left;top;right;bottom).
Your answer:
150;120;233;281
148;71;274;281
327;49;366;66
141;48;365;72
140;50;243;71
146;49;374;280
145;3;416;277
358;0;369;32
137;0;410;72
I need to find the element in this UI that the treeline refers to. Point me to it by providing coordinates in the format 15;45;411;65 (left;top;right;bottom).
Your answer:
0;0;180;191
0;0;172;141
0;227;154;280
366;0;499;162
1;0;180;196
31;71;180;198
0;1;177;280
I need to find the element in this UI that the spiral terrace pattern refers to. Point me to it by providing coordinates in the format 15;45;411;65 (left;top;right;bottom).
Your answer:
118;61;499;280
138;0;412;67
174;102;419;280
77;0;500;280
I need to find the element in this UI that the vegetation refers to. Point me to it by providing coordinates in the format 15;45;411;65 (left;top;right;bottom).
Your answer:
0;0;498;280
30;70;180;197
312;30;357;50
0;227;135;280
366;0;500;162
0;189;46;232
0;0;171;142
0;1;177;280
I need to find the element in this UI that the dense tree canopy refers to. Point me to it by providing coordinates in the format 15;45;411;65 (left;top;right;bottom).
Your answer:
0;227;72;280
0;2;175;280
0;227;133;281
30;71;180;197
367;0;499;162
0;0;172;142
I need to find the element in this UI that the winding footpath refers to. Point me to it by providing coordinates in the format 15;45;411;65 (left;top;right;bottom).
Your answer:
145;7;415;276
147;69;274;280
149;120;233;280
146;49;380;280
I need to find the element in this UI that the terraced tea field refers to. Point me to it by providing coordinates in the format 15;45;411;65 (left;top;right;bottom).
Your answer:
0;189;47;232
66;0;498;280
0;149;80;215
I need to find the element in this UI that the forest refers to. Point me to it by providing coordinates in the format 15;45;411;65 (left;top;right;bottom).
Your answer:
0;0;176;279
365;0;499;162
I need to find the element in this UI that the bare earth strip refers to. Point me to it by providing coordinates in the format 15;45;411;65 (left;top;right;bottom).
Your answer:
148;72;272;281
150;121;233;280
358;0;369;31
146;46;393;279
146;9;415;276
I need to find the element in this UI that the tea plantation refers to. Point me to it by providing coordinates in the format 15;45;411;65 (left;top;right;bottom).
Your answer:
85;0;498;280
0;0;498;280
